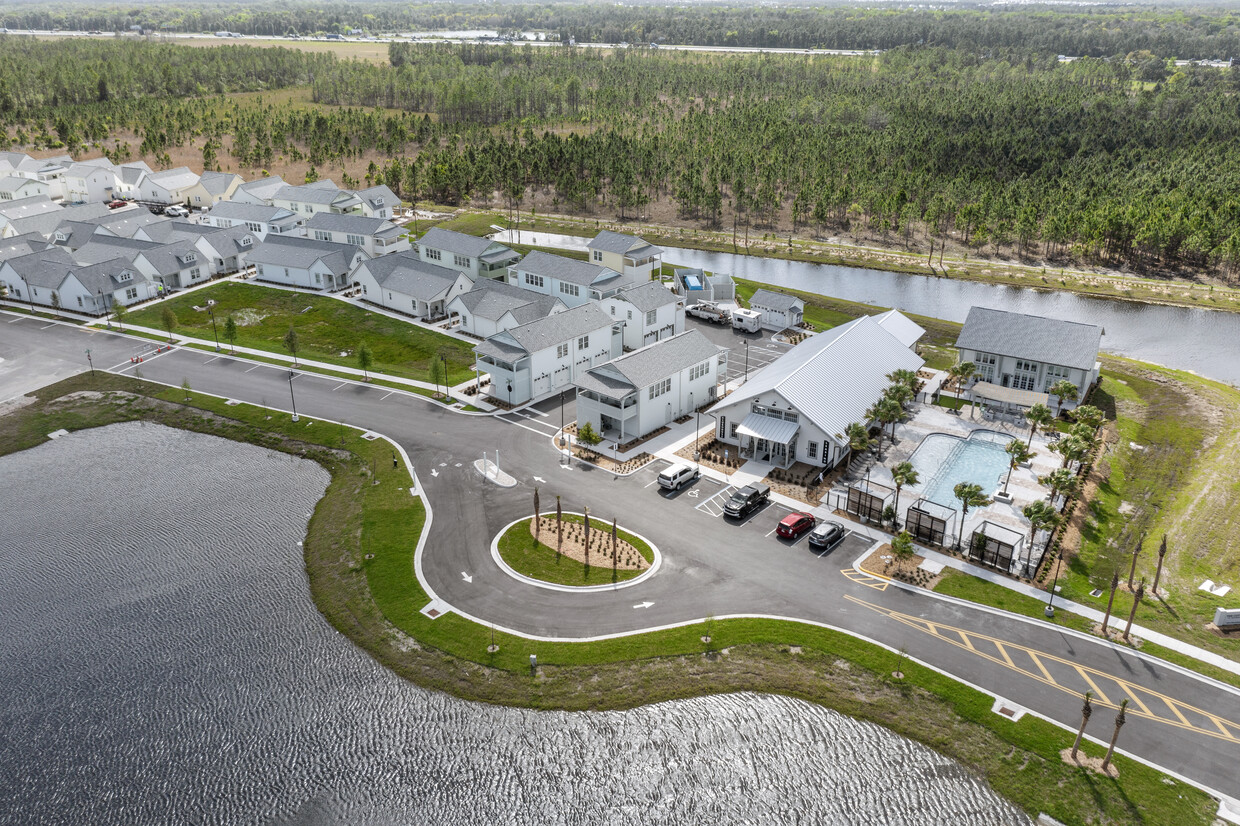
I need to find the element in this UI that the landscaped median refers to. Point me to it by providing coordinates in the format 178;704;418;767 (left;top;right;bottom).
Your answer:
0;373;1218;826
495;512;655;587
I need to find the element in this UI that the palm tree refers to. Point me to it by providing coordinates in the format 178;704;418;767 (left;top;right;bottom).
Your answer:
1051;434;1090;469
872;397;903;458
1002;440;1033;496
1071;691;1093;761
886;368;919;396
1048;379;1079;416
1072;404;1104;432
1025;402;1054;447
890;461;919;531
1101;700;1128;773
844;421;872;459
884;381;914;410
1039;467;1079;505
1022;500;1061;554
948;361;977;415
953;482;992;551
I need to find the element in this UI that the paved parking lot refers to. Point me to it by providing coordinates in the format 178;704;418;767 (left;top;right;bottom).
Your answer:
684;317;792;384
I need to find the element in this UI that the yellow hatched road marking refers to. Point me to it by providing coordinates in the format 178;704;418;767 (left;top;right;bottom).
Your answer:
1075;667;1113;707
843;594;1240;745
840;569;889;591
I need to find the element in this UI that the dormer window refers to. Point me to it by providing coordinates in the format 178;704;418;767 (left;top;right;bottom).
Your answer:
54;232;66;242
184;252;196;262
240;236;252;247
117;270;132;283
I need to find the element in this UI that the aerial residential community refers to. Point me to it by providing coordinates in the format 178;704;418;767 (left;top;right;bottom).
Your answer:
2;8;1240;825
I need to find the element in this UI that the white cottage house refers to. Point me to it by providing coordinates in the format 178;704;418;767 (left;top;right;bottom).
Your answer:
136;167;201;205
304;212;410;257
417;227;519;281
206;202;303;239
474;303;621;406
507;250;636;309
230;175;288;206
446;278;566;339
708;313;925;470
748;288;805;332
587;230;663;281
0;175;52;202
954;307;1101;411
249;235;368;291
0;246;158;314
130;241;211;291
599;280;685;350
575;330;725;442
353;253;472;319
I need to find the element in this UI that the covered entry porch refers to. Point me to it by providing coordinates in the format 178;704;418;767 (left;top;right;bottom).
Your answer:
736;412;800;469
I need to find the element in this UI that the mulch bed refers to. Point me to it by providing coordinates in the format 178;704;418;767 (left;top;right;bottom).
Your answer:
531;517;648;570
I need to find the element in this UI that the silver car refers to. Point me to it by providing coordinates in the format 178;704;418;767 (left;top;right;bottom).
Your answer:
808;521;846;551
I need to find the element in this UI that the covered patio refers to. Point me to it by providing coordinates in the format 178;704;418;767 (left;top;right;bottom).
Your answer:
970;381;1049;416
736;412;800;469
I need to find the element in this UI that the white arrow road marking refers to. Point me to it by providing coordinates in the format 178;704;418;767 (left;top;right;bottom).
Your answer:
430;468;439;477
633;601;655;609
533;476;546;483
439;462;447;467
461;572;473;583
454;462;462;467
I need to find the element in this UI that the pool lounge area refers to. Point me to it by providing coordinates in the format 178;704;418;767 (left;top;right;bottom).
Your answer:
909;430;1012;507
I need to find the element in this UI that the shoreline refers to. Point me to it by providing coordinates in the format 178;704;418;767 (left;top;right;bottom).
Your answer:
0;372;1222;826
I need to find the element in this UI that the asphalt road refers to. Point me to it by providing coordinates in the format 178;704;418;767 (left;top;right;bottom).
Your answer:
4;312;1239;802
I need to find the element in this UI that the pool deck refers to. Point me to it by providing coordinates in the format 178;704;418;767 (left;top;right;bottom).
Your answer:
864;404;1063;557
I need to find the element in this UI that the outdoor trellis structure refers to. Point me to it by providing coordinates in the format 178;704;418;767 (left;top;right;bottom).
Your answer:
968;520;1027;575
906;498;956;548
845;480;893;523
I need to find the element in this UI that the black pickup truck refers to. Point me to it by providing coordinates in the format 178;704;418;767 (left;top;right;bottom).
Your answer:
723;482;771;519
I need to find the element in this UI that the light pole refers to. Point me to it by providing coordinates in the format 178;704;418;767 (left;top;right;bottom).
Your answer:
99;289;110;329
208;305;220;351
744;340;750;383
85;348;94;377
288;371;299;422
559;390;566;447
1044;550;1062;618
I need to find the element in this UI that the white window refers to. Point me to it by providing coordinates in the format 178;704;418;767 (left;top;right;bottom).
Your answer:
377;209;386;218
973;353;997;383
284;268;289;278
454;254;469;268
648;378;671;400
460;313;467;325
730;422;739;438
256;264;265;276
240;236;251;247
645;309;657;326
807;441;818;459
557;343;569;359
426;248;441;261
124;287;137;300
189;267;201;280
314;272;322;284
184;252;195;262
689;360;710;381
577;335;589;350
346;234;365;246
76;295;83;307
609;305;615;316
117;271;131;283
525;272;544;288
626;310;633;321
592;250;602;262
314;230;332;242
559;282;579;297
246;222;262;232
718;416;726;438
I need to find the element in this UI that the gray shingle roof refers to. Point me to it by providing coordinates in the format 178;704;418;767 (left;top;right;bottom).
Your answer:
72;258;150;295
73;236;161;265
358;253;460;301
452;278;559;323
357;184;398;208
209;202;296;223
247;235;363;273
198;171;240;197
274;183;343;205
135;241;203;276
579;330;721;397
0;175;46;193
955;307;1102;371
587;230;661;258
0;232;46;262
749;288;804;313
14;202;111;239
418;227;497;258
614;280;679;313
192;224;258;258
1;246;76;288
235;176;287;201
0;195;59;221
515;250;620;286
305;212;390;235
476;303;612;360
146;167;200;191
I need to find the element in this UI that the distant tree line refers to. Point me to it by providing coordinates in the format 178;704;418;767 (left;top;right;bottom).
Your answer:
4;1;1240;59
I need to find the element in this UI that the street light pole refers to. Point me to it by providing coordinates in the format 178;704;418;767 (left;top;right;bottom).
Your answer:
288;371;299;422
208;305;220;351
99;289;110;329
559;390;566;447
744;340;750;383
85;348;94;377
1045;550;1062;618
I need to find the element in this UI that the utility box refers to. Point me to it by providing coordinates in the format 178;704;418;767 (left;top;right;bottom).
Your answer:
1215;607;1240;629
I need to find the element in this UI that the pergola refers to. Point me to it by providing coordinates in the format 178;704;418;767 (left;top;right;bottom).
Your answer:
905;498;956;548
971;381;1049;413
967;520;1027;574
845;479;894;523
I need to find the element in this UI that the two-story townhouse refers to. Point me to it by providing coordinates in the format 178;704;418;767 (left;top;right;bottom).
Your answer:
446;278;565;339
63;161;118;204
130;241;212;291
709;313;924;470
507;250;637;309
575;330;725;443
416;227;519;281
352;185;400;219
0;247;157;314
137;167;202;205
474;303;622;406
184;171;243;208
248;235;369;291
0;155;70;200
599;280;685;350
112;162;152;198
270;181;354;217
304;212;410;257
206;202;303;239
0;196;62;237
0;175;51;202
5;201;111;240
353;252;472;319
586;230;663;281
954;307;1102;413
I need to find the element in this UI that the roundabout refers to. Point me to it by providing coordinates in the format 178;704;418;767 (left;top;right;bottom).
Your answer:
491;512;661;592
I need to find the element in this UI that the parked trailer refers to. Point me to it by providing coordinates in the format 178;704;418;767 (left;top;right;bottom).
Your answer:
686;301;731;324
731;308;762;332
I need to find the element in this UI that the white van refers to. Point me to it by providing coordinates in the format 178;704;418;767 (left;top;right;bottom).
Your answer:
732;308;762;332
657;462;700;491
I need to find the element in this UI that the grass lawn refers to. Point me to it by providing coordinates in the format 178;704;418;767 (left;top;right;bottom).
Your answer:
0;373;1217;826
125;282;477;384
496;514;654;586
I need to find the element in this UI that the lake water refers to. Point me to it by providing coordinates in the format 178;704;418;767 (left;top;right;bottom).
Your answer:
0;423;1030;825
491;229;1240;385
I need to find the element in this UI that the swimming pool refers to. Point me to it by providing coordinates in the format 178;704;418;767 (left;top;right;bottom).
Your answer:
910;431;1012;507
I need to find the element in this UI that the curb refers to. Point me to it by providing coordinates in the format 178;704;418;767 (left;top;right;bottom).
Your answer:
489;513;662;593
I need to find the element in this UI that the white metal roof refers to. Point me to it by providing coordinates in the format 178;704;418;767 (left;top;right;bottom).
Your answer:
710;313;924;444
874;309;925;348
737;412;800;444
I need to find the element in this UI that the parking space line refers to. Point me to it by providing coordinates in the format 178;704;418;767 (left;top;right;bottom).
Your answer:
331;382;348;391
40;322;58;329
764;525;779;537
7;316;25;323
203;355;221;365
243;364;260;373
380;391;396;400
